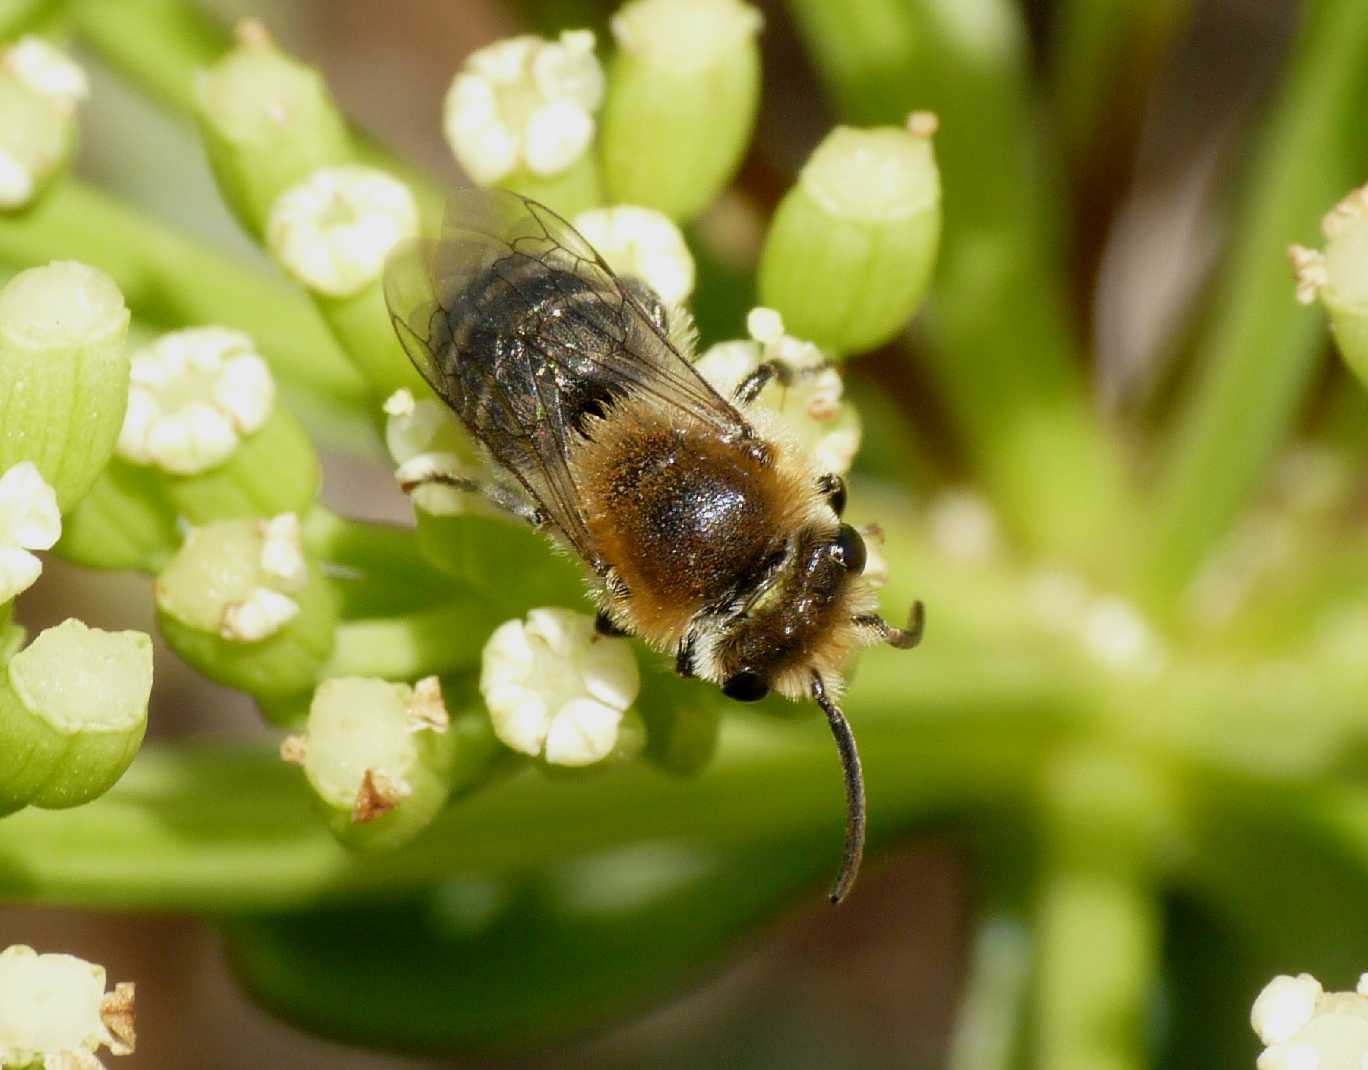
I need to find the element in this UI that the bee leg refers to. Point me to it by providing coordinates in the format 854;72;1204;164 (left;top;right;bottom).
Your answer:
398;471;546;529
733;359;796;406
675;632;697;677
594;609;631;638
811;672;865;905
853;601;925;649
816;473;847;516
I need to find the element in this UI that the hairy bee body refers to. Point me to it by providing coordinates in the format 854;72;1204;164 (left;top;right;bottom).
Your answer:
386;189;920;902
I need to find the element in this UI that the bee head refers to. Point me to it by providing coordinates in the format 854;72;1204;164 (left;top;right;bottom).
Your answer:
712;522;872;703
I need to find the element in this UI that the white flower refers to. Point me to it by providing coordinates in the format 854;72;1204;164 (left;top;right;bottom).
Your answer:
0;945;135;1068
383;388;485;516
695;307;861;474
481;607;639;766
1252;973;1368;1070
117;327;274;475
4;37;88;111
572;205;695;306
0;462;60;603
443;30;604;185
267;165;418;297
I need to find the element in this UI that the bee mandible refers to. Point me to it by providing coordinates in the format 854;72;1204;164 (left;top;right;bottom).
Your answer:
385;189;923;903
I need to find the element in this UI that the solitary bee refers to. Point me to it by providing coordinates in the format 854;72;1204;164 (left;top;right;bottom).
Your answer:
385;189;922;903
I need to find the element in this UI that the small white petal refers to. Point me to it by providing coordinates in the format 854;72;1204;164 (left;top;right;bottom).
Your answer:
573;205;695;305
523;99;594;176
0;148;35;209
544;698;621;766
0;462;60;550
484;685;549;756
1258;1042;1320;1070
0;545;42;602
531;30;604;110
220;586;299;641
386;397;458;465
525;606;586;658
115;387;158;463
383;388;416;418
747;307;785;345
5;37;89;106
214;353;275;433
468;36;538;84
444;74;520;185
695;340;760;398
811;429;860;477
1253;974;1324;1046
580;636;639;710
1358;974;1368;997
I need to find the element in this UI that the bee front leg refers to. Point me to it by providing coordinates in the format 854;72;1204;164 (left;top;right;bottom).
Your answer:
398;470;546;529
733;359;794;406
816;473;847;516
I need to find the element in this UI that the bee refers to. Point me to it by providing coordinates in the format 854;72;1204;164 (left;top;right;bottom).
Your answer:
385;189;922;903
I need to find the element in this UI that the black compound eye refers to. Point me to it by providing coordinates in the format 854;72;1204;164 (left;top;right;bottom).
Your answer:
721;670;770;702
832;523;867;574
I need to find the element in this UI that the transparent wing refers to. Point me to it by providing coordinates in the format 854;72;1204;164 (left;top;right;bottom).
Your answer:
384;189;751;569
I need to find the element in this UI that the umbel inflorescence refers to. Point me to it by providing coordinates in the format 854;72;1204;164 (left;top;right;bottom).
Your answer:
4;1;1368;1067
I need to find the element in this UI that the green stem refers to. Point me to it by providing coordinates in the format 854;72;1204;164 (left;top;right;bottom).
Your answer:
785;0;1129;573
1138;0;1368;613
0;179;369;402
0;648;1076;911
322;601;494;681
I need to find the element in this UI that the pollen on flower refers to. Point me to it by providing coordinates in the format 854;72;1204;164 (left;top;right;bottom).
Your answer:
695;308;861;474
0;945;134;1068
267;164;418;297
407;675;450;733
573;205;696;305
480;607;639;767
117;327;275;475
256;513;307;588
443;30;604;185
3;37;88;112
0;461;60;603
220;586;299;642
352;768;410;823
1289;244;1328;305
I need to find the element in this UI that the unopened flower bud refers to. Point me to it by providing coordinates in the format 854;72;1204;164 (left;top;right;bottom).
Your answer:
0;262;130;511
601;0;762;222
194;24;351;236
481;607;640;767
759;118;942;355
155;514;336;698
0;945;134;1067
0;619;151;814
1297;186;1368;390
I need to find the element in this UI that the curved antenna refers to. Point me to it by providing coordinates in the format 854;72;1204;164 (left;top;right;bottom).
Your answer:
856;600;926;650
811;672;866;905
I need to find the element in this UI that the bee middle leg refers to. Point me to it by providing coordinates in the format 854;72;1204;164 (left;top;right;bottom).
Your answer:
733;359;795;406
398;471;545;528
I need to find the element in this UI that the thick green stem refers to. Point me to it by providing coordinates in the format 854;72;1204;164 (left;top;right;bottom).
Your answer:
1138;0;1368;612
323;601;494;682
786;0;1129;573
0;180;369;402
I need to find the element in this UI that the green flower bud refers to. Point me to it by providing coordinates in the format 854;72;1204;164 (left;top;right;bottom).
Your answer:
115;327;320;522
1293;186;1368;389
193;20;351;237
442;30;605;217
0;619;151;815
281;675;458;850
0;38;87;211
266;166;428;396
155;514;337;699
758;115;942;355
0;945;135;1066
600;0;762;222
0;261;130;511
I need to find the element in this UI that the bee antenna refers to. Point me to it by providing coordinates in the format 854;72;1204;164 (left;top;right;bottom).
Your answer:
868;600;925;649
811;672;865;905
